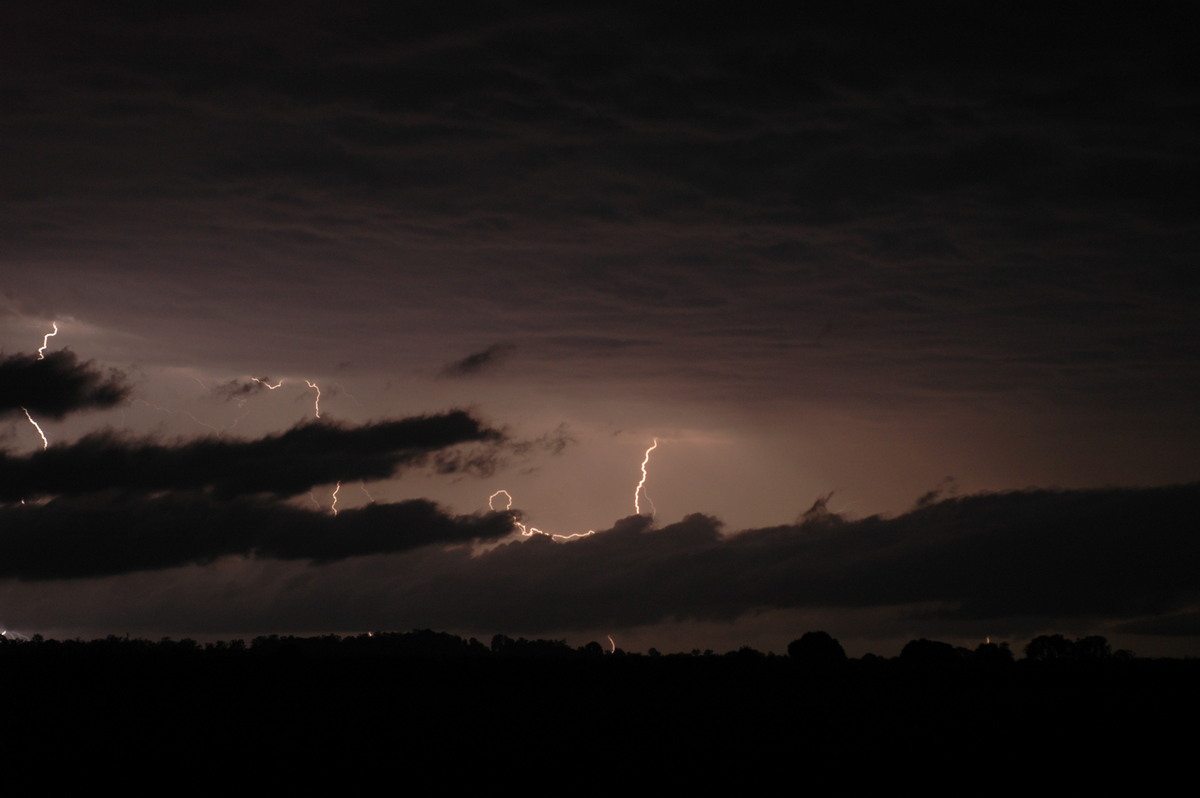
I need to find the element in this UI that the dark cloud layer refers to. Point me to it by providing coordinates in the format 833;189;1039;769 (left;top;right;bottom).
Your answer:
0;411;499;501
4;3;1197;413
0;350;129;419
350;483;1200;634
20;482;1187;640
0;492;513;579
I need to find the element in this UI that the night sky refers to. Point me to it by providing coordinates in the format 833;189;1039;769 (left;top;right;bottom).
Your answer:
3;3;1198;656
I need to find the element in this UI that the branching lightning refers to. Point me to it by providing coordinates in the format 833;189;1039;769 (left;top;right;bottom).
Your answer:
251;377;284;390
21;407;48;450
134;399;222;434
634;438;658;516
488;490;596;541
37;322;58;360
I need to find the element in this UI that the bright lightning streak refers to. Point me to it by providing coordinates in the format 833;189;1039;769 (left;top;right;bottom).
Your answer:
634;438;658;516
21;408;48;450
251;376;325;419
359;481;375;503
331;481;341;516
607;635;616;654
487;490;595;542
305;380;321;418
488;489;514;511
37;322;58;360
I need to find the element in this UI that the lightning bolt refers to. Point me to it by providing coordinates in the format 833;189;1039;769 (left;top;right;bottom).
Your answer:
607;634;616;654
251;376;324;419
359;481;375;503
488;490;595;541
330;481;341;516
305;380;321;418
634;438;658;516
484;440;660;542
37;322;58;360
21;407;48;450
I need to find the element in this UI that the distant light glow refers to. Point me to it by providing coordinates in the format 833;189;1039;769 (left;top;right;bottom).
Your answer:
37;322;58;360
21;407;48;450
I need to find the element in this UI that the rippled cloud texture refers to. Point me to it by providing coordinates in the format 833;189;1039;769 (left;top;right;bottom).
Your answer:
3;3;1198;654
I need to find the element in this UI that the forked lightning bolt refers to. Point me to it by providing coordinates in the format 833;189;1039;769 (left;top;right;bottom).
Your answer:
37;322;58;360
488;490;595;541
634;438;658;516
134;399;221;434
22;408;48;450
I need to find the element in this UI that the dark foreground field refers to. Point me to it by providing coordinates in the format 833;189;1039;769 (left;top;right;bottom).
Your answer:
3;632;1195;789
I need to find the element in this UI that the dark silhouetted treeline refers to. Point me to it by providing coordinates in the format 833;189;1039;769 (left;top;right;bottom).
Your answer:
2;630;1194;789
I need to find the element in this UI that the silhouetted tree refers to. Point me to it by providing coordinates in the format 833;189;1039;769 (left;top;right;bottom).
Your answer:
1074;635;1112;660
787;631;848;668
729;645;766;662
973;641;1014;665
580;641;604;657
1025;634;1076;662
900;638;959;665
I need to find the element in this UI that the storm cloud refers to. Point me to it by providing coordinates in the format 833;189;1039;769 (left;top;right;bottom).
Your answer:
0;351;130;420
293;482;1200;635
0;492;513;579
0;411;500;501
3;4;1199;653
